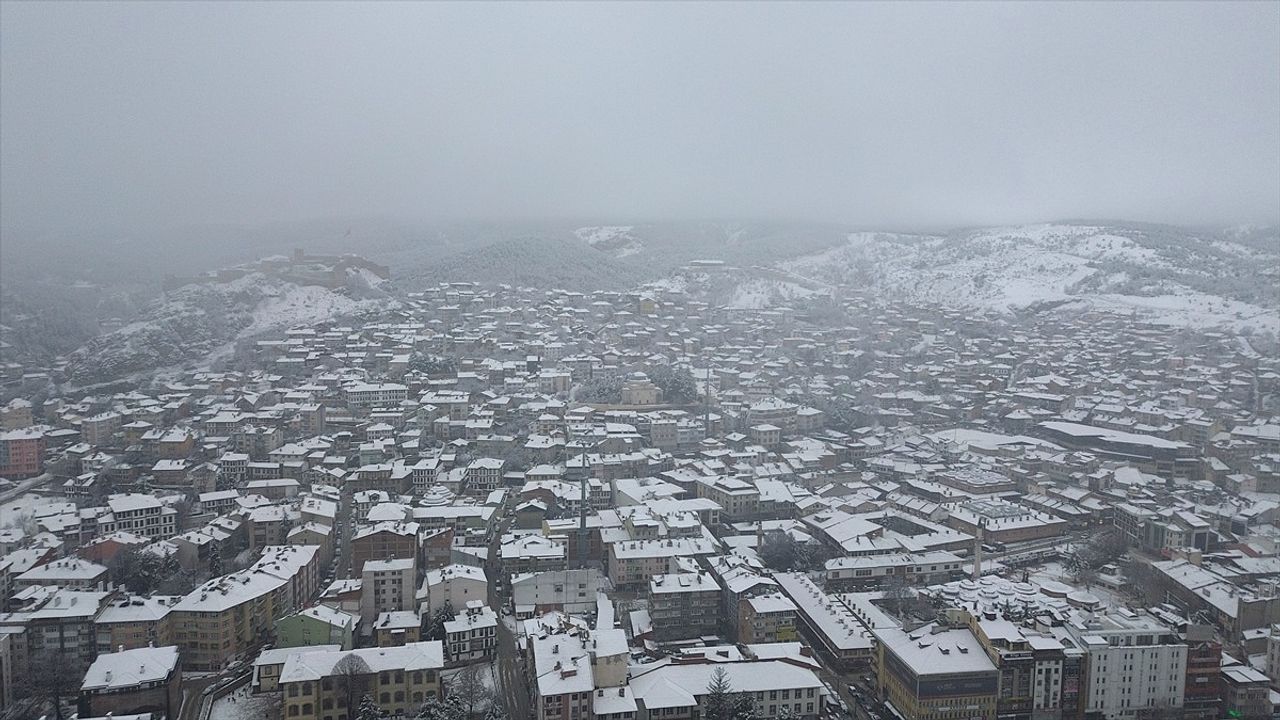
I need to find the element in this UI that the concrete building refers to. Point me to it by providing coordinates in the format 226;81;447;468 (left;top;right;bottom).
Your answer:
78;645;181;720
361;557;416;630
648;572;721;642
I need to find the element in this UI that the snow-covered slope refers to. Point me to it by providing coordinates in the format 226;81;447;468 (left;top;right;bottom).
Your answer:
64;270;393;385
574;226;646;258
781;223;1279;330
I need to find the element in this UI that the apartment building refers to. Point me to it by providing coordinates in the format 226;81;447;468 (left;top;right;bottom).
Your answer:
648;572;721;641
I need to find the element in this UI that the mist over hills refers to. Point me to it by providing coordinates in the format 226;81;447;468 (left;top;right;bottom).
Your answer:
2;219;1276;388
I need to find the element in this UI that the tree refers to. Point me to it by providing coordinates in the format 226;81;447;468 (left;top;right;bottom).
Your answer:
208;543;223;577
110;547;168;594
482;706;508;720
704;667;735;720
426;601;455;641
357;693;386;720
757;531;799;571
18;650;77;720
331;653;373;717
410;353;458;377
648;365;698;404
415;695;466;720
449;663;495;718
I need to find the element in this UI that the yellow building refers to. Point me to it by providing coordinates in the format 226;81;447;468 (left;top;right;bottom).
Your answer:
738;592;799;644
278;642;445;720
875;623;998;720
95;595;178;653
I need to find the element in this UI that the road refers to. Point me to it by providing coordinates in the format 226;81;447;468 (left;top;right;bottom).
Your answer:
336;483;354;578
0;472;53;504
486;498;531;719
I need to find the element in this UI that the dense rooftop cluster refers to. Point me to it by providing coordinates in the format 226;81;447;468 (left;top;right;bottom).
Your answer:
0;263;1277;720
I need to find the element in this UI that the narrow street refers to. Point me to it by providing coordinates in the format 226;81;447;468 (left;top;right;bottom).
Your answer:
486;500;530;719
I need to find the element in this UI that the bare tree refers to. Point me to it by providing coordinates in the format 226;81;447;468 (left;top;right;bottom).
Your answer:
449;663;495;719
18;651;77;720
332;653;374;718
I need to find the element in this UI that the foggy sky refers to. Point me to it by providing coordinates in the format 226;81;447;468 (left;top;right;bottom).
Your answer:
2;1;1278;238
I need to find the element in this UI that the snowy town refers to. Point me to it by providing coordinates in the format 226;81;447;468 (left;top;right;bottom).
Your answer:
0;257;1277;720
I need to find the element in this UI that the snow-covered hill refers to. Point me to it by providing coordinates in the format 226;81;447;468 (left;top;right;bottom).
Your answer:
574;226;646;258
64;269;394;385
780;223;1279;331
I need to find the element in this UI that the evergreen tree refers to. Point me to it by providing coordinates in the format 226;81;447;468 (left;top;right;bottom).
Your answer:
356;693;385;720
415;695;466;720
704;667;735;720
426;600;455;640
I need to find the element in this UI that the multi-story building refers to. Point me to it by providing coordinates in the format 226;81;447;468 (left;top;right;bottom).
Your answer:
100;493;178;540
14;556;110;590
1183;627;1221;720
443;601;497;665
171;571;286;670
738;592;798;644
875;623;999;720
351;522;419;575
77;645;181;720
824;550;965;591
648;572;721;641
695;475;761;521
1059;610;1187;720
607;537;715;588
464;457;504;496
94;595;178;653
420;564;489;618
1220;664;1270;720
627;652;829;719
275;605;357;650
0;427;45;478
27;589;115;680
776;572;875;670
373;610;423;648
343;382;409;409
361;557;416;630
277;641;444;720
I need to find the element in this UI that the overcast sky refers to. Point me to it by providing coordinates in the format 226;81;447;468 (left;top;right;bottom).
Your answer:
2;1;1277;238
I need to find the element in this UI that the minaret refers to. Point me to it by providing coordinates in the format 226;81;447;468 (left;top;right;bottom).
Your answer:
578;466;589;569
972;517;987;581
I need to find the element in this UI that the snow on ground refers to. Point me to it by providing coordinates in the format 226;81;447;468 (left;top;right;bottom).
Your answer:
1082;292;1280;334
346;266;390;288
239;285;384;338
0;493;56;528
574;225;645;258
725;278;817;309
209;681;279;720
1024;561;1132;610
780;223;1278;330
574;226;634;245
442;662;499;712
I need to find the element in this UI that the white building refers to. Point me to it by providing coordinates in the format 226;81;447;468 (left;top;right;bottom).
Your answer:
444;600;497;665
100;493;178;540
361;557;416;629
1060;610;1187;719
